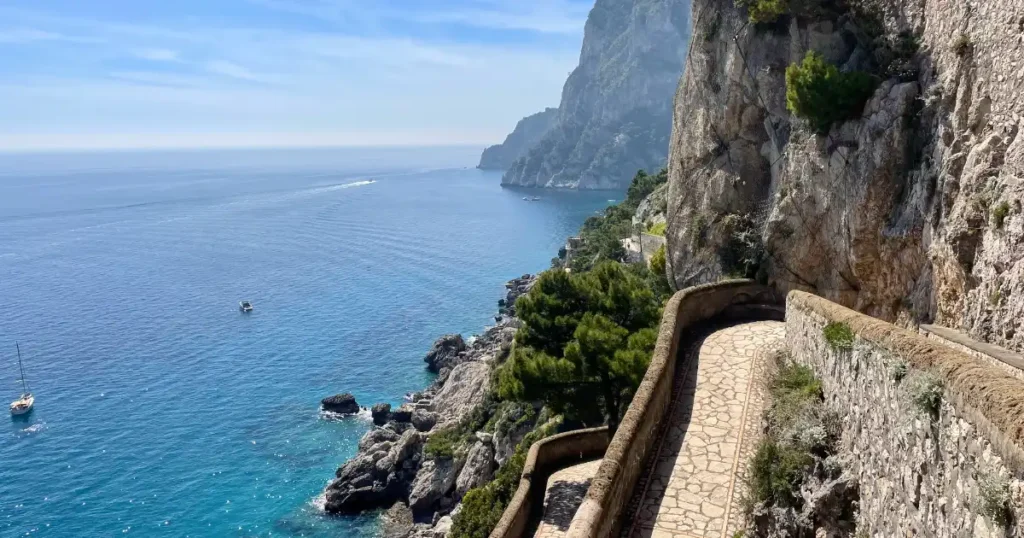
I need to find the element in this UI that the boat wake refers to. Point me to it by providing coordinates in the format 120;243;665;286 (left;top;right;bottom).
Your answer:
312;180;376;194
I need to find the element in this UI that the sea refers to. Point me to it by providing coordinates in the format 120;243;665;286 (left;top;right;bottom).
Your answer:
0;147;616;537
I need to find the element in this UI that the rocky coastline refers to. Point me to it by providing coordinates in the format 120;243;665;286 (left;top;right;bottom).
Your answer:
322;275;538;537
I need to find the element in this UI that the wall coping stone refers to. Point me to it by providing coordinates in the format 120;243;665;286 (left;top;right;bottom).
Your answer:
789;291;1024;474
920;323;1024;372
489;427;609;538
566;280;781;538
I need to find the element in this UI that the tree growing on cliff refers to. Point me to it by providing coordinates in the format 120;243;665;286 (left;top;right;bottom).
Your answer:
786;51;877;133
497;261;661;433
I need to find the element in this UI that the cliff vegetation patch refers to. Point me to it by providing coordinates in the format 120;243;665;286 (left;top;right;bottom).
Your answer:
785;51;877;133
742;353;858;537
822;321;855;350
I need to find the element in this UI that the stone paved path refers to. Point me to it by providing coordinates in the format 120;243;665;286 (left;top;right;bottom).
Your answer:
533;459;603;538
621;321;785;538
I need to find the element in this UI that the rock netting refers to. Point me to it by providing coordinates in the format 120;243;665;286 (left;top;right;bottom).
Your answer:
787;292;1024;537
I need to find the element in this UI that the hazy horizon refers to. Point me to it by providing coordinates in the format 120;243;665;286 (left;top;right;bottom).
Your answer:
0;0;591;151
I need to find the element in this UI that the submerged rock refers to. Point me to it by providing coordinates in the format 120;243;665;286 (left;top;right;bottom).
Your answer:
321;393;360;415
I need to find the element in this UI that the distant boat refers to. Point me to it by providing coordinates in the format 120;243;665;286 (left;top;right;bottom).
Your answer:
522;196;541;202
10;343;34;416
239;300;254;313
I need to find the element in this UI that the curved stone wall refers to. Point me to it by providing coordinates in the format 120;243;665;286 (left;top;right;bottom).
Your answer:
490;427;609;538
565;280;781;538
787;291;1024;535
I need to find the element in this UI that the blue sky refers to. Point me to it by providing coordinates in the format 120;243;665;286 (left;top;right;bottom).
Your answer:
0;0;590;151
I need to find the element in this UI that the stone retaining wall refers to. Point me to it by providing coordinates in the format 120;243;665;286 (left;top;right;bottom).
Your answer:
787;291;1024;537
920;324;1024;383
490;427;609;538
566;280;781;538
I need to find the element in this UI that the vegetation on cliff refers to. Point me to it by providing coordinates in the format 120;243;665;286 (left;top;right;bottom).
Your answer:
497;261;661;433
562;168;667;273
449;168;674;537
744;353;858;536
785;51;877;133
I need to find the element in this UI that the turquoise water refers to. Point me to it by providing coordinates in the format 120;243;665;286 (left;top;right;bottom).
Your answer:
0;147;615;537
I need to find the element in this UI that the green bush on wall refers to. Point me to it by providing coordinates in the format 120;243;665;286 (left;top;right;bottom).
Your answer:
786;51;877;133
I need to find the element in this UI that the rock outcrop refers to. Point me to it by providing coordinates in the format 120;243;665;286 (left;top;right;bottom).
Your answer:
372;403;392;426
423;335;466;374
499;0;692;190
320;393;360;415
322;276;535;530
478;108;559;170
664;0;1024;352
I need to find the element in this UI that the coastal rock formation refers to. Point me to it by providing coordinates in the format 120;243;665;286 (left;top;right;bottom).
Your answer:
499;0;692;190
664;0;1024;352
497;274;535;320
320;393;360;415
454;440;496;497
324;425;422;513
423;335;466;374
411;409;437;432
372;403;392;426
408;457;463;516
478;108;559;170
323;276;531;526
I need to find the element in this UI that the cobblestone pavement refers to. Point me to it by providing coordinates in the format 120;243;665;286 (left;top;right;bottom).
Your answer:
621;321;785;538
533;459;603;538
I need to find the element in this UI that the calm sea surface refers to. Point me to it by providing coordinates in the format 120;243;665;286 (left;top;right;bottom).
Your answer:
0;147;615;537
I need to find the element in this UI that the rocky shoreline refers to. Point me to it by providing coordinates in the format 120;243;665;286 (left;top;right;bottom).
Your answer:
322;275;537;537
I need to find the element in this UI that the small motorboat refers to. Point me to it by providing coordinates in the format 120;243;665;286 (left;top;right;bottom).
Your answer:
239;300;254;313
10;343;33;416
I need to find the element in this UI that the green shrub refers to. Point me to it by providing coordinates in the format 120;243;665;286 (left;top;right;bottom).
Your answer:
992;201;1010;229
952;34;972;57
649;245;667;276
736;0;788;23
718;213;764;279
786;51;877;133
424;428;465;460
647;221;667;236
823;322;855;351
909;373;943;417
449;420;560;538
890;360;908;383
747;439;814;508
979;472;1012;527
767;363;823;436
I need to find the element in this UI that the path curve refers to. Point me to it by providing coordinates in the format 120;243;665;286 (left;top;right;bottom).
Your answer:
620;320;785;538
533;459;603;537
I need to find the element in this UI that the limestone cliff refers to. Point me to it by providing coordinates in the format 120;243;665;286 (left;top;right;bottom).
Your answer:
478;108;559;170
664;0;1024;352
500;0;691;190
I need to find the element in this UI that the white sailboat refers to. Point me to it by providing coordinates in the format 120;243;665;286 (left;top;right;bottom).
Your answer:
10;343;34;416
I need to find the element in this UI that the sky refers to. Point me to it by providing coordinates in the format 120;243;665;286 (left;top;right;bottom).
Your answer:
0;0;591;151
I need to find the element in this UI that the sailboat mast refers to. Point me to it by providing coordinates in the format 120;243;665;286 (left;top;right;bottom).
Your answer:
16;342;28;394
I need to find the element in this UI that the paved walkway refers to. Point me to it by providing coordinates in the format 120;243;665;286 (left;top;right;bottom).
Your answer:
621;321;785;538
534;459;603;538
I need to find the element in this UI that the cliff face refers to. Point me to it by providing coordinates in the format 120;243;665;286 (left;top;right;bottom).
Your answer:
478;108;559;170
500;0;692;190
665;0;1024;351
